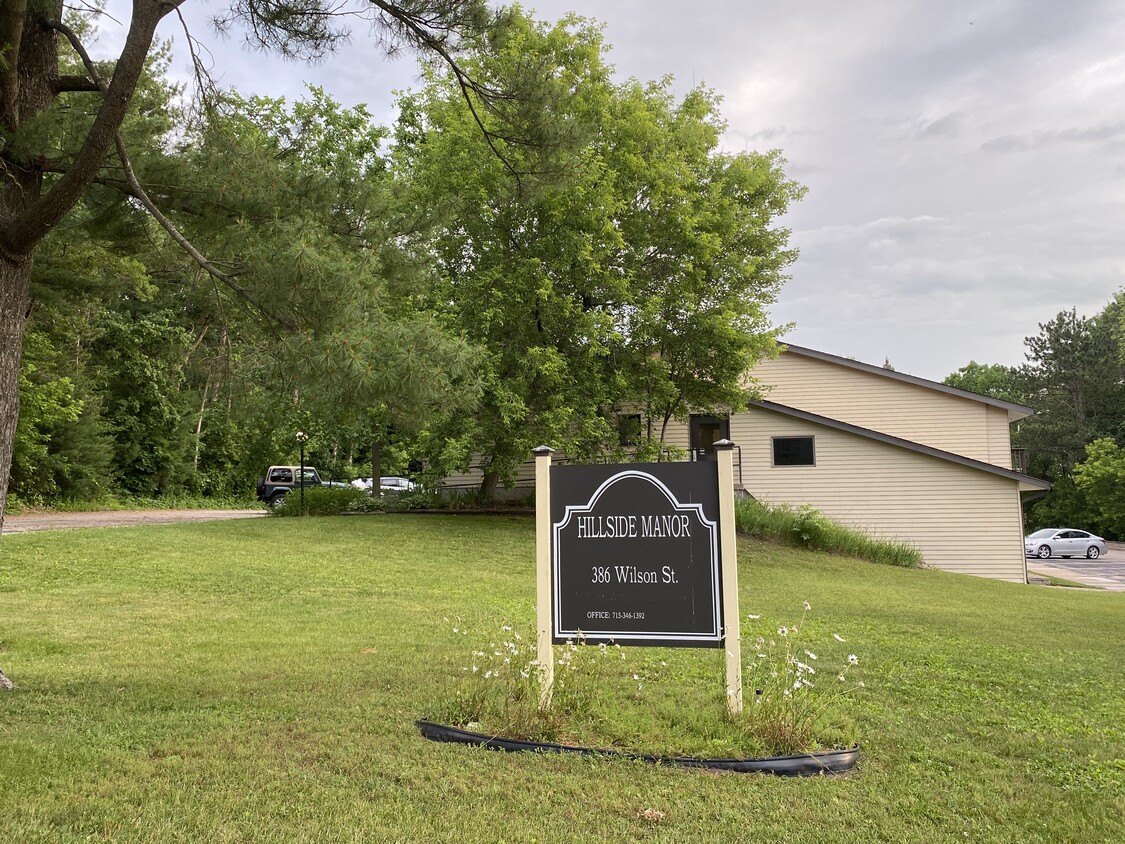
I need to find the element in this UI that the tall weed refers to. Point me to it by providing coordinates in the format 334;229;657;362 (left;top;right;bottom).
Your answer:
735;498;921;567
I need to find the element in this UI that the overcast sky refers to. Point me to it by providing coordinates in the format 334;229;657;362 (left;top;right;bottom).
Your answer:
94;1;1125;381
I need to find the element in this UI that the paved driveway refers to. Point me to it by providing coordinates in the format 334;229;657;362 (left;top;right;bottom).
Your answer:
1028;541;1125;591
2;509;266;534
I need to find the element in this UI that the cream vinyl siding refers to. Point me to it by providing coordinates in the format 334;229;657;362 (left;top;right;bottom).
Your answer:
441;458;537;493
751;353;1012;466
986;405;1016;467
730;409;1028;583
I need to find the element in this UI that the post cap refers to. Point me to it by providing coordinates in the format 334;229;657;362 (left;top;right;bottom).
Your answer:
532;445;555;455
713;439;736;450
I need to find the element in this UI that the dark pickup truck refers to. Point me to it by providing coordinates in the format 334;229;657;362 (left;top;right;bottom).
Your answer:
255;465;326;506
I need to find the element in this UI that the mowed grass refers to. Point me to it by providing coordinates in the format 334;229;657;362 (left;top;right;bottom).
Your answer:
0;515;1122;843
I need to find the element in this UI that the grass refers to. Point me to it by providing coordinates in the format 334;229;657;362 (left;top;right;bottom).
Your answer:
1028;570;1100;589
1;515;1123;843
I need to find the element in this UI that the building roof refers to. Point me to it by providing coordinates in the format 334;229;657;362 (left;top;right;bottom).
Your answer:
753;399;1051;492
780;344;1034;423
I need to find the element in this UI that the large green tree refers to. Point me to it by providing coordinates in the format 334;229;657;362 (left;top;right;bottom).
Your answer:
943;361;1023;404
0;0;505;531
397;12;802;497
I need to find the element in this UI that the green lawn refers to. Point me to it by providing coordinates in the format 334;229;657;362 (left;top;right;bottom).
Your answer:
1;515;1122;843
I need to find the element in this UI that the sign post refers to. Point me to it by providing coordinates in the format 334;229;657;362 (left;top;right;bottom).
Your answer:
715;440;743;714
533;446;555;709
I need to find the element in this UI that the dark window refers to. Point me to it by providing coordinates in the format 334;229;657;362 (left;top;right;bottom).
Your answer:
773;436;815;466
269;468;293;482
618;414;643;447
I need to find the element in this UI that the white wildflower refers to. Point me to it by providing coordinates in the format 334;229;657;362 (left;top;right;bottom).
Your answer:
805;650;818;660
848;654;859;665
747;613;761;620
833;633;847;642
484;670;493;679
471;665;479;673
803;601;811;611
838;674;846;682
777;626;789;636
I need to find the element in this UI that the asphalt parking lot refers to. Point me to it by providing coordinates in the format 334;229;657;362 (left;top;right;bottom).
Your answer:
1028;541;1125;591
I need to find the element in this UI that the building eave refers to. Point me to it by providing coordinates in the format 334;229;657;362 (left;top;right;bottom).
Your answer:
779;344;1034;423
752;399;1052;490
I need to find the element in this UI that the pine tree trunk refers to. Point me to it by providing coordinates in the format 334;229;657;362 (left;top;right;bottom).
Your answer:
370;438;383;496
0;256;32;533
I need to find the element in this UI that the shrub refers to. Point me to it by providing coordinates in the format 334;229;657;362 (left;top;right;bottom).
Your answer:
271;485;366;517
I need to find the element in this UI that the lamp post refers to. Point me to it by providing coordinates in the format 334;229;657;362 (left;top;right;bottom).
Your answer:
296;430;309;515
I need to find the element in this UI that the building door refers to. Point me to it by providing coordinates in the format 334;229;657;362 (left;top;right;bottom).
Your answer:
689;415;730;462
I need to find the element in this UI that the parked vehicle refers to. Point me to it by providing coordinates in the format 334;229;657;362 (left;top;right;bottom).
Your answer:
1024;528;1106;560
380;476;417;493
256;465;328;507
349;476;417;494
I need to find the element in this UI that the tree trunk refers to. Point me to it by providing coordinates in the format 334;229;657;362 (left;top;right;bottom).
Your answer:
0;257;32;533
0;1;177;534
370;437;383;496
479;469;500;503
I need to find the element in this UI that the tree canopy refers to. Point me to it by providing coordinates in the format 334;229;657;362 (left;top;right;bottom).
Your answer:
2;3;804;517
395;12;802;494
0;1;507;528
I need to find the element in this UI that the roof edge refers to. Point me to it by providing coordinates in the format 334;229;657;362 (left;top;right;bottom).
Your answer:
779;344;1034;421
752;399;1052;490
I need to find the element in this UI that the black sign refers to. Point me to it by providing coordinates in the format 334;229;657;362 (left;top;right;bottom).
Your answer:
551;462;723;647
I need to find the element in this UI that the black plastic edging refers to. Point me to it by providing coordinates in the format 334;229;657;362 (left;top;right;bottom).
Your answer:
417;719;859;776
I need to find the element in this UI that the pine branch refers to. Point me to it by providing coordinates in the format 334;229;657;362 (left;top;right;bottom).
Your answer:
50;16;298;333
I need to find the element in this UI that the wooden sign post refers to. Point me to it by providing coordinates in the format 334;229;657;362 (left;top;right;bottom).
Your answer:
715;440;743;714
534;443;742;714
533;446;555;710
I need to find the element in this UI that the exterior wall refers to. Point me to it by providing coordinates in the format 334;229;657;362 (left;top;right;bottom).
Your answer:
750;353;1012;466
729;407;1028;583
442;459;537;497
986;405;1016;468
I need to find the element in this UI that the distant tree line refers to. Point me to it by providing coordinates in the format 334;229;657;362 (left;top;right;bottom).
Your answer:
944;291;1125;538
5;7;801;514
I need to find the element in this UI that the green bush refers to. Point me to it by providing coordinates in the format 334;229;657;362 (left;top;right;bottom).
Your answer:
734;498;921;567
271;485;366;517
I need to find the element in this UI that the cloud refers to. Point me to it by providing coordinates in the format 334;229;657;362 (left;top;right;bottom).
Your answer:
980;122;1125;153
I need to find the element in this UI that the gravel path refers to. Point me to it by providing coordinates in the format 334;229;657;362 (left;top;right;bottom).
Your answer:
2;509;267;534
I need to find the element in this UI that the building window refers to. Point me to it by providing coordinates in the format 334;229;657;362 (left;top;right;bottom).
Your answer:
618;414;643;447
772;436;815;466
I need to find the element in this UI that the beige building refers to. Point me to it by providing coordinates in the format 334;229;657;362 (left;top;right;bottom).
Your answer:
442;344;1050;582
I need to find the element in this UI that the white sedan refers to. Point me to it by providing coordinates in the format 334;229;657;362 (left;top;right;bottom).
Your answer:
349;476;417;494
1025;528;1106;560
